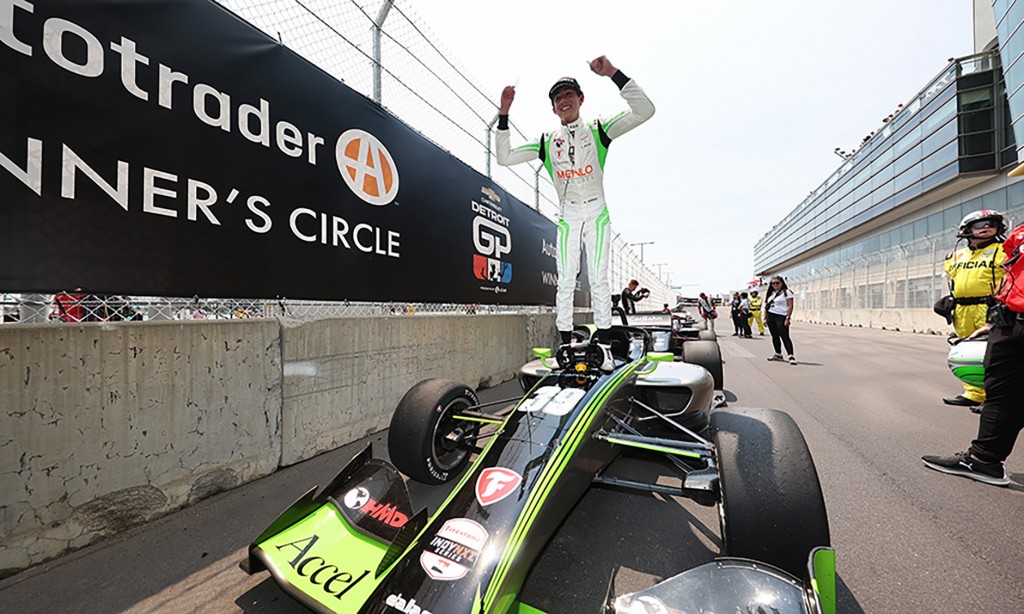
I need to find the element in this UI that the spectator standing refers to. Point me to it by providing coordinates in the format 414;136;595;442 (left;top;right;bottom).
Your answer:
697;292;717;332
922;220;1024;487
764;276;797;364
729;292;742;336
738;292;753;338
941;210;1007;411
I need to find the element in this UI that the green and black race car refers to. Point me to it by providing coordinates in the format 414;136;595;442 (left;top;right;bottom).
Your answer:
241;324;835;613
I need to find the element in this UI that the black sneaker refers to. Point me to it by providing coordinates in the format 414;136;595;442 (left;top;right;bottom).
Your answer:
921;451;1009;486
943;395;979;407
767;354;785;362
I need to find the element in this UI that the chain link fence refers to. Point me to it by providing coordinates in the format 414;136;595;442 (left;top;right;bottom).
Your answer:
3;0;675;325
776;202;1024;311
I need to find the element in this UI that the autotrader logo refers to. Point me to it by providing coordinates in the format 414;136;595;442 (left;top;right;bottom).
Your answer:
335;129;399;206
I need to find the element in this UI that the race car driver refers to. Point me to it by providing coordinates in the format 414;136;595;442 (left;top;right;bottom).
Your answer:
942;210;1007;410
495;55;655;368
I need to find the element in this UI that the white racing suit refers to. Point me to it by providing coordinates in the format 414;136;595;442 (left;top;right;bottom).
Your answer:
495;71;654;332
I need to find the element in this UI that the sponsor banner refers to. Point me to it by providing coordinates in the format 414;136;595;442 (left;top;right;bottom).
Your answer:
0;0;591;306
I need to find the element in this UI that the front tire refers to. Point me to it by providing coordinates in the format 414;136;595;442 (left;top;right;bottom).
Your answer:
388;379;479;484
680;340;723;389
711;407;830;578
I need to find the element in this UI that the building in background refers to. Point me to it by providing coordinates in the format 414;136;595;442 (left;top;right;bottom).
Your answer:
752;1;1023;331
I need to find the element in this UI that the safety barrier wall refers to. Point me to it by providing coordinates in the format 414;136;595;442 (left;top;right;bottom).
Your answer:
799;308;950;335
0;312;568;576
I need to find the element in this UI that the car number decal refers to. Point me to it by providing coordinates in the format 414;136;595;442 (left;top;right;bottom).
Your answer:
518;386;585;416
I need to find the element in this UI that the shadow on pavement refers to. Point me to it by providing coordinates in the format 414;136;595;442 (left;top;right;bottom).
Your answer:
236;578;309;613
837;574;866;613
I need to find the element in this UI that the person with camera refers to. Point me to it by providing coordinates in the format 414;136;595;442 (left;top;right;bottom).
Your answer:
621;279;649;315
697;292;717;332
941;210;1007;411
922;219;1024;487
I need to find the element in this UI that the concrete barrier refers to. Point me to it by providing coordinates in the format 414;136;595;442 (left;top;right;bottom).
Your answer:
0;312;564;576
800;308;952;335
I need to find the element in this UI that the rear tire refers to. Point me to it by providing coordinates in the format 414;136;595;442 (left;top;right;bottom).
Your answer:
692;319;707;330
698;329;716;341
388;379;479;484
680;340;723;389
711;407;830;578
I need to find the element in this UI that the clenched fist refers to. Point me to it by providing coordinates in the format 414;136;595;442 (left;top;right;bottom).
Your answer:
499;86;515;114
588;55;616;77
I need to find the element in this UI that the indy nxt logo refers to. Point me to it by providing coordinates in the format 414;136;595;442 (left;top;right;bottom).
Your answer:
472;187;512;284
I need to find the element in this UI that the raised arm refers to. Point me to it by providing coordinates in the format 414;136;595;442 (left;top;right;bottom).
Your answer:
589;55;655;140
495;85;543;166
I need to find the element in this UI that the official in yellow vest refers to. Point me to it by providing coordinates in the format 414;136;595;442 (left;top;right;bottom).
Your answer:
942;210;1007;409
747;290;765;335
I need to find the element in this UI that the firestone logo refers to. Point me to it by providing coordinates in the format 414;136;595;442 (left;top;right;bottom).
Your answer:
475;467;522;506
335;129;399;206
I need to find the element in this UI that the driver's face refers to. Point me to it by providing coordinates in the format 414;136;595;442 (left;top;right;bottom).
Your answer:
552;89;583;124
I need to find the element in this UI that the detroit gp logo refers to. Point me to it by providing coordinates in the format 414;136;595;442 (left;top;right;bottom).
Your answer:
472;202;512;284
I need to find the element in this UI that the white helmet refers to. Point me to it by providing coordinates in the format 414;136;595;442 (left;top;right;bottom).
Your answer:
947;339;986;386
956;209;1006;239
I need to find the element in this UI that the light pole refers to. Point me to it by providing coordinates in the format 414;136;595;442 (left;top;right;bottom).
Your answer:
629;241;653;262
651;263;667;282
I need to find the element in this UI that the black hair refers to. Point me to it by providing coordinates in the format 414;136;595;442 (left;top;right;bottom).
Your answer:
766;275;790;302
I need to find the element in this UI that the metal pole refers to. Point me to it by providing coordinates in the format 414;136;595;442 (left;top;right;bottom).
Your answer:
630;241;653;262
534;166;542;211
372;0;395;104
904;246;910;308
485;113;498;177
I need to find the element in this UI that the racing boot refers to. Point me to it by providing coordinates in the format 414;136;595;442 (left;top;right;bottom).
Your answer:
597;343;615;372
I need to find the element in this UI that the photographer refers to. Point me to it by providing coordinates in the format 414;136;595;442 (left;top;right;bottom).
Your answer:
621;279;649;315
922;220;1024;487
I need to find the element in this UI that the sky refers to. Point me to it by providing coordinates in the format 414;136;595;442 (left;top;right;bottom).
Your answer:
411;0;977;295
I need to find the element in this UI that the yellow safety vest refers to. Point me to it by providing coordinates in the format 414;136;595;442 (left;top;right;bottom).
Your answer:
944;242;1006;299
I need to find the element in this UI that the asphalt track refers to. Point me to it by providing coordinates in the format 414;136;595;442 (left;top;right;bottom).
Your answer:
1;321;1023;613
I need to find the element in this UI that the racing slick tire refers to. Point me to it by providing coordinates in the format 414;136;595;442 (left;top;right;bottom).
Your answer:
698;329;716;341
388;379;479;485
711;407;830;578
692;319;707;330
680;340;723;389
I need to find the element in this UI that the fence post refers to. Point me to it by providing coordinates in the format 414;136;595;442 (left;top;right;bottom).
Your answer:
534;166;542;211
485;113;498;177
371;0;395;104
